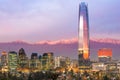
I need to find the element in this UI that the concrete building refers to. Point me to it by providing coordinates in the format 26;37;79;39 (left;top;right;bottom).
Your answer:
55;56;70;68
92;62;106;71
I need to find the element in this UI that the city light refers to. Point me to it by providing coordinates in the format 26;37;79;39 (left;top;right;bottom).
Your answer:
0;1;119;80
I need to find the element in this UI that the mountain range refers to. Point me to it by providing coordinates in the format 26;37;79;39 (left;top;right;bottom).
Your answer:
0;38;120;60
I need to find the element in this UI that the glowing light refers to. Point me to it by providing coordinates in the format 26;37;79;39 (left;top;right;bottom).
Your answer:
1;51;7;55
98;48;112;57
80;16;83;31
83;50;89;59
79;16;84;49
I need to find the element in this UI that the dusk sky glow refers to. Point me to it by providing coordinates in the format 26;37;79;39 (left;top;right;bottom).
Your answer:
0;0;120;43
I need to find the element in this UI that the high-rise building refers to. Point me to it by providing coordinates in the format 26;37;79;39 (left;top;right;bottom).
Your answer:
98;48;112;62
78;2;90;66
31;53;38;59
1;51;8;67
41;52;54;70
8;51;17;73
18;48;27;68
18;48;26;56
30;53;38;68
1;51;8;72
54;56;61;68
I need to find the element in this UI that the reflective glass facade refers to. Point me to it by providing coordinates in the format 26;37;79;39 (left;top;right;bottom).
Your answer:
78;2;89;60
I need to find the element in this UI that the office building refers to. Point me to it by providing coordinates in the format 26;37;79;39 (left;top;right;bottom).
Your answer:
8;51;17;73
1;51;8;72
18;48;27;68
98;48;112;62
92;62;106;71
55;56;70;68
30;53;38;68
78;2;90;66
41;52;54;70
1;51;8;67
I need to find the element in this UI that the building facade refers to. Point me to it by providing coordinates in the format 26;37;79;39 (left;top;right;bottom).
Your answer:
18;48;28;68
78;2;90;66
30;53;38;68
8;51;17;73
55;56;71;68
40;52;54;70
1;51;8;67
98;48;112;62
92;62;106;71
1;51;8;72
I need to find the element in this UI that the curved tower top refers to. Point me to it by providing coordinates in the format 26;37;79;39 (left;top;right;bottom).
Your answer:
18;48;26;56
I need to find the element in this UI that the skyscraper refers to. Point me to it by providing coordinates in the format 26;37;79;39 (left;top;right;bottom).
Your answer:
18;48;27;68
41;52;54;70
78;2;90;66
30;53;38;68
8;51;17;73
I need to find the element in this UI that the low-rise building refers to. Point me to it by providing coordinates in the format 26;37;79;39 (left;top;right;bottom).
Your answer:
92;62;106;71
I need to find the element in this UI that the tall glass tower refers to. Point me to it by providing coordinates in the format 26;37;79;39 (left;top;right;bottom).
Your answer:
78;2;90;66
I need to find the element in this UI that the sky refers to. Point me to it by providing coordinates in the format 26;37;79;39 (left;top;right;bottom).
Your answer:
0;0;120;43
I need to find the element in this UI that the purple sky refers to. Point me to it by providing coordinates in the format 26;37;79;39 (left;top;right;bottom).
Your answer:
0;0;120;43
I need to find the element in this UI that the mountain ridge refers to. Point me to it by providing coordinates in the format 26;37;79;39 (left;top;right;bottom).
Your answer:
1;38;120;45
0;38;119;60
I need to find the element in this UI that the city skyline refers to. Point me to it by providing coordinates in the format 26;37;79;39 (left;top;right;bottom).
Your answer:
0;0;120;43
0;1;120;80
0;0;120;61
